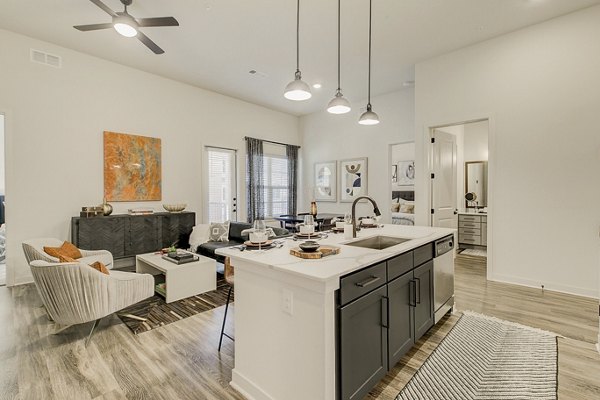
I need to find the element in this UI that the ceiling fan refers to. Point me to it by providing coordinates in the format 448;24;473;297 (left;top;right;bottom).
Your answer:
74;0;179;54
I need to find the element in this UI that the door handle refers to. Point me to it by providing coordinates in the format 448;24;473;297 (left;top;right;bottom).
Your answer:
355;276;381;288
415;277;421;304
381;296;389;328
409;280;416;307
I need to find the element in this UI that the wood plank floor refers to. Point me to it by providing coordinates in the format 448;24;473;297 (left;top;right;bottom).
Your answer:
0;254;598;400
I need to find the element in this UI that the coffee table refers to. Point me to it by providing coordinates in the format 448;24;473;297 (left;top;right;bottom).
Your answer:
136;252;216;303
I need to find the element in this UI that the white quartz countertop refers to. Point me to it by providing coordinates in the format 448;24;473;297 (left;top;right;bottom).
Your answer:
457;209;487;215
216;225;455;283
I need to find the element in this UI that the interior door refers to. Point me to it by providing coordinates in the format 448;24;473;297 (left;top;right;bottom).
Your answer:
431;130;457;228
205;147;237;223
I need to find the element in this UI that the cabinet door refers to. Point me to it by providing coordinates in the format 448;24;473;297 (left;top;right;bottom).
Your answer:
413;260;434;340
340;286;388;400
127;216;161;255
75;217;126;257
387;272;414;369
161;212;196;249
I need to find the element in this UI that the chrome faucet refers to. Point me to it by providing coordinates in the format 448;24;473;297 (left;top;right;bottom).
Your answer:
351;196;381;238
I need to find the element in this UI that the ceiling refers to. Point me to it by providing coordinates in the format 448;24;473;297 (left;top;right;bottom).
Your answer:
1;0;599;116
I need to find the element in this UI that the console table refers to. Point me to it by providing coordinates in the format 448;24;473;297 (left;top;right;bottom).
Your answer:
71;212;196;260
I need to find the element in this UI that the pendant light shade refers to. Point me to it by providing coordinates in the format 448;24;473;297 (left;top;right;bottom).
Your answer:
284;0;311;101
327;0;350;114
327;90;351;114
359;0;379;125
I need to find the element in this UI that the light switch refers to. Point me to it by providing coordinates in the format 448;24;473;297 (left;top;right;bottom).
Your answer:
282;289;293;315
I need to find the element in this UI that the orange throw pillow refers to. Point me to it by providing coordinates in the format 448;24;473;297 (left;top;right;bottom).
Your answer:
58;255;77;263
44;241;82;259
89;261;110;275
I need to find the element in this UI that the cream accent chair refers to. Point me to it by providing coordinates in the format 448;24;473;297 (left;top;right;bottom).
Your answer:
23;240;154;345
22;238;114;269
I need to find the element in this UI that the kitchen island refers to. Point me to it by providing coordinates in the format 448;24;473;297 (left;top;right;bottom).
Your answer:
216;224;455;400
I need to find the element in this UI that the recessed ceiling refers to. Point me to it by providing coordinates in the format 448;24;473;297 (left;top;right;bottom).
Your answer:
0;0;598;116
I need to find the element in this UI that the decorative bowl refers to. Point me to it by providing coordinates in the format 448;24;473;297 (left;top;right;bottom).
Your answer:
163;203;187;213
299;240;320;253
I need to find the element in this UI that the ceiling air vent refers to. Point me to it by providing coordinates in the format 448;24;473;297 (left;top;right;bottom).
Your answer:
30;49;62;68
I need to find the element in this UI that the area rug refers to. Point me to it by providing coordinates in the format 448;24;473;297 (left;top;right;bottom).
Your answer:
396;311;558;400
460;248;487;257
118;274;233;334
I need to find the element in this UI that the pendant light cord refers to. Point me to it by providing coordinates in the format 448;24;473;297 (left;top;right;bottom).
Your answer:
367;0;372;106
337;0;341;91
296;0;300;73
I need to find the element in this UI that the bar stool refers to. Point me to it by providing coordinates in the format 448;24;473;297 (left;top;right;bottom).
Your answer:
218;257;234;351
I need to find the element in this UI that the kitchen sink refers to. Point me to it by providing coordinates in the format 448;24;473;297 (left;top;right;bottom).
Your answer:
345;235;412;250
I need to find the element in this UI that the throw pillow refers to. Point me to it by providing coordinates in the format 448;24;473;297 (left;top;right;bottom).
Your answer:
44;241;82;259
209;221;230;242
58;254;77;263
189;224;211;250
399;204;415;214
89;261;110;275
391;203;401;212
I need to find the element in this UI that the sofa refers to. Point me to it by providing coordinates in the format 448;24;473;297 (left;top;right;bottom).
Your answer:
196;221;289;263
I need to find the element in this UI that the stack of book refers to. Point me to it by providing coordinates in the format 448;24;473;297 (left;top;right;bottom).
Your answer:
162;251;198;265
128;207;154;215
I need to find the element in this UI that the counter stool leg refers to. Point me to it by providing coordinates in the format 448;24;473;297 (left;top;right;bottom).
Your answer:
218;285;233;351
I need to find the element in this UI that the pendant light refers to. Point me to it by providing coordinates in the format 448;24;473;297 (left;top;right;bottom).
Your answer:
327;0;351;114
284;0;312;101
358;0;380;125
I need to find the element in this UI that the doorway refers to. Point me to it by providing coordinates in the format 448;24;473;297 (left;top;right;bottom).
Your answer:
389;142;416;226
0;114;5;286
204;146;238;223
430;120;490;265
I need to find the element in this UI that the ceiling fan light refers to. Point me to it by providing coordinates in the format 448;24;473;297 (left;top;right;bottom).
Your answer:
359;105;380;125
327;91;351;114
284;72;312;101
113;15;138;37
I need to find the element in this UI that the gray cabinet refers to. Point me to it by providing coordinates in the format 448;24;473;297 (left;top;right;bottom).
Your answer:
72;212;196;260
339;285;388;400
458;213;487;248
338;243;436;400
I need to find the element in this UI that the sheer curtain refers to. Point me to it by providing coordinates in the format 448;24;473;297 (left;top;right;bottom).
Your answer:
286;144;299;216
245;137;264;222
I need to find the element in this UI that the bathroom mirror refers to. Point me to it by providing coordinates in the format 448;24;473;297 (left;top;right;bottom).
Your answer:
465;161;488;208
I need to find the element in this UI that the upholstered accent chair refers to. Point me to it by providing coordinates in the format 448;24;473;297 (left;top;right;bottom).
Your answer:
23;239;154;345
22;238;114;269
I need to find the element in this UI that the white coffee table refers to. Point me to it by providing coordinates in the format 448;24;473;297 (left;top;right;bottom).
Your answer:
136;252;216;303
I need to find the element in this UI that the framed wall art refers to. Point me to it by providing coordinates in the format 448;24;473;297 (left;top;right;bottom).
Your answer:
314;161;337;202
340;157;368;203
397;160;415;186
104;131;162;201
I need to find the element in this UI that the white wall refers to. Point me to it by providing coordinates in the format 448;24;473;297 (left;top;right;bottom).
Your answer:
0;29;299;286
0;114;4;195
415;6;600;297
300;89;415;223
464;120;488;162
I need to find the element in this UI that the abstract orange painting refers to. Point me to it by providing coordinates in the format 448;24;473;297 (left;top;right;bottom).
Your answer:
104;131;162;201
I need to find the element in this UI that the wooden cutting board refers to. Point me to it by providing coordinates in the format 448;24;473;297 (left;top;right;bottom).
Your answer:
290;245;341;259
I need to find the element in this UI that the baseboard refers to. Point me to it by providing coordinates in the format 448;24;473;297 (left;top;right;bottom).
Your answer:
11;275;33;287
231;369;275;400
489;273;598;299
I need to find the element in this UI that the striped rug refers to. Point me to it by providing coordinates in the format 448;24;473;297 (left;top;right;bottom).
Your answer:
118;274;233;334
396;311;558;400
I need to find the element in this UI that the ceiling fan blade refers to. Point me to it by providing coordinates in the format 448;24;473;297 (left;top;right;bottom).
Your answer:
89;0;117;17
136;17;179;27
74;23;114;31
137;32;165;54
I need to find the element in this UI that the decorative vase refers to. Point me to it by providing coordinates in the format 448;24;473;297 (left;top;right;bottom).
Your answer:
99;197;113;216
310;201;318;216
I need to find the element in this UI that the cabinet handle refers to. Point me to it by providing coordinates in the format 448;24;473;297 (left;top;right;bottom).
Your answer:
355;276;381;288
381;296;389;328
415;277;421;304
409;280;416;307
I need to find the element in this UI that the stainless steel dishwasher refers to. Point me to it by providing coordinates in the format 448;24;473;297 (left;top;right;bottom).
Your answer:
433;235;455;323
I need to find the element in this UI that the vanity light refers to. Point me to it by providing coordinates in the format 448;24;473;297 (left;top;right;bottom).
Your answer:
358;0;379;125
284;0;312;101
327;0;351;114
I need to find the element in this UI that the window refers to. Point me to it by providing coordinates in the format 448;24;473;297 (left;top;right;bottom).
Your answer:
205;147;237;223
262;154;289;218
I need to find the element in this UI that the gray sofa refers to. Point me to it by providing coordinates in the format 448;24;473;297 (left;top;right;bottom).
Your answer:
196;221;289;263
